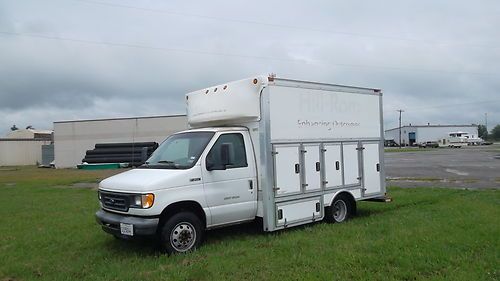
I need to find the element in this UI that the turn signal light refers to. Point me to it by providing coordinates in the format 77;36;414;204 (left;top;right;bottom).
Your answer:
142;194;155;208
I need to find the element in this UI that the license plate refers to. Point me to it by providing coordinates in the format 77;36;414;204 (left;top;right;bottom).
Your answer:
120;223;134;236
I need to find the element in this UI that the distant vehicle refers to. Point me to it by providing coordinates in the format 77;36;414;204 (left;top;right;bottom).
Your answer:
384;139;398;147
445;131;482;148
418;141;439;148
481;141;493;145
464;135;483;146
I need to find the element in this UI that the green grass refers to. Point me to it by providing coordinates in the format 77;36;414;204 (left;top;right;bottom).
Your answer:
1;167;499;280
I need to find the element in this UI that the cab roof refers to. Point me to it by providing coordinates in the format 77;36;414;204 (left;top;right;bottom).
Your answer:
174;127;249;134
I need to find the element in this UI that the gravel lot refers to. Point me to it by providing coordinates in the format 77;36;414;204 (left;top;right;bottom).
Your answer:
385;144;500;189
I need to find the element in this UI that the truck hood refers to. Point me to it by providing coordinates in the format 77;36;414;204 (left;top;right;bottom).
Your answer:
99;166;202;192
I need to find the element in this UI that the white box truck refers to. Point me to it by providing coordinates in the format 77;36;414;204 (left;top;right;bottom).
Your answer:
96;75;388;254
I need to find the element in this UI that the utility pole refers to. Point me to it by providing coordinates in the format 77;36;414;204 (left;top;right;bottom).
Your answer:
397;109;404;148
485;112;488;132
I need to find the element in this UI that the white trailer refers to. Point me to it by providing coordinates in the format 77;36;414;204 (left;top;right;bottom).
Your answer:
442;131;483;147
96;76;388;254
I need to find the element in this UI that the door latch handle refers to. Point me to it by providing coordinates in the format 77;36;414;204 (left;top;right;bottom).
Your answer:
249;180;253;190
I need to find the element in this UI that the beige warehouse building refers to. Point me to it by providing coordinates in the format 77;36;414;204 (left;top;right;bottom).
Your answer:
53;115;188;168
0;129;53;166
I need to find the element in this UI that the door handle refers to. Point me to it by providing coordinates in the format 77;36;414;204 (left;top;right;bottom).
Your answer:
249;180;253;190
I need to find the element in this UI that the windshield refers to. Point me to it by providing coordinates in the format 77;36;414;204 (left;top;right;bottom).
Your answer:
141;131;214;169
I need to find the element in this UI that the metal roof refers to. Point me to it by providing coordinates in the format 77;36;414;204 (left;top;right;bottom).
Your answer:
54;114;187;124
385;124;477;132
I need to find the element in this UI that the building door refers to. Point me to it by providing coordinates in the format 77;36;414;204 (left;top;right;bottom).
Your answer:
409;132;416;146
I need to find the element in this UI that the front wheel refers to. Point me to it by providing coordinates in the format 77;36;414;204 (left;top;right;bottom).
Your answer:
160;212;204;255
325;194;355;223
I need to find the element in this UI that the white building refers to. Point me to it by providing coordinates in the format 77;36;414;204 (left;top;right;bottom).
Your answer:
53;115;188;168
5;128;53;139
0;129;53;166
384;124;479;146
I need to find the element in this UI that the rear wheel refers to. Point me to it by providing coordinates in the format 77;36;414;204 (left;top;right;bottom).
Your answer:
325;194;355;223
160;212;204;255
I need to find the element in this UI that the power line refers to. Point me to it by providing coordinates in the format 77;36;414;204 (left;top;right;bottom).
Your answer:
0;30;496;76
72;0;499;50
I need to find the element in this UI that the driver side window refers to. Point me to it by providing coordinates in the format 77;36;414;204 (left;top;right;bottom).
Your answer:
206;133;247;169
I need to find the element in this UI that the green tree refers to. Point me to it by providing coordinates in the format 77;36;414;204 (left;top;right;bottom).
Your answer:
491;124;500;140
478;124;488;139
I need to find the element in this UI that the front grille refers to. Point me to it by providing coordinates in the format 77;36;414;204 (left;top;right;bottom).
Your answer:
101;191;129;212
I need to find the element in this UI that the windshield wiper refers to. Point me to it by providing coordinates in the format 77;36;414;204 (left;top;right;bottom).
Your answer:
157;160;175;164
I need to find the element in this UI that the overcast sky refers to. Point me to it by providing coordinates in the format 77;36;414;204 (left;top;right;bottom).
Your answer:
1;0;499;136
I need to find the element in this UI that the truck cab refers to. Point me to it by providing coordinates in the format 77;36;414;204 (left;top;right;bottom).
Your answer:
96;127;258;253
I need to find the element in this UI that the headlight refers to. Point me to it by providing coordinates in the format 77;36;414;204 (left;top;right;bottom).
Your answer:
130;193;155;209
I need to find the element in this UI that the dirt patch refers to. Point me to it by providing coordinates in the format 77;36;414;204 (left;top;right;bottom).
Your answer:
71;182;99;189
0;168;19;172
53;182;99;189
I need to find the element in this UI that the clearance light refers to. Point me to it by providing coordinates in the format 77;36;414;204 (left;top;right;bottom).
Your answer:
214;87;218;92
205;90;209;94
253;78;258;84
223;85;227;90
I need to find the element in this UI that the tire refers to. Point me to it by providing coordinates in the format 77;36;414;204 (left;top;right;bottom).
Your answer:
325;194;355;223
160;212;204;255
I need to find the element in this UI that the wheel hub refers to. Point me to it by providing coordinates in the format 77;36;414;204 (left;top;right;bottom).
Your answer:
333;200;347;222
170;222;196;252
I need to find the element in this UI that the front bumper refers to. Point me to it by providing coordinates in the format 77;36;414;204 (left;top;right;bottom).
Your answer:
95;209;159;236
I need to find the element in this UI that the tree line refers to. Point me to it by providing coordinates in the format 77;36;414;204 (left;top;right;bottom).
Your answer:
478;124;500;141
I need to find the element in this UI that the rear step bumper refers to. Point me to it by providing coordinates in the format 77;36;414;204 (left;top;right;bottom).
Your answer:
364;196;393;203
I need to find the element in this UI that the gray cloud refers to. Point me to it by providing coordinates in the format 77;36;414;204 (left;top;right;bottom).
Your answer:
1;0;499;135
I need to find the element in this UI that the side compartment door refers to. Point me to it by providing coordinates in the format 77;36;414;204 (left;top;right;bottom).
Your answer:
323;143;342;188
273;145;301;197
275;197;323;227
362;142;382;195
302;144;321;192
342;142;361;186
202;132;257;226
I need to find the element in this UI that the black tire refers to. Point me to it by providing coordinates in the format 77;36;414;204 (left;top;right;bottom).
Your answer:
160;212;204;255
325;194;355;223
